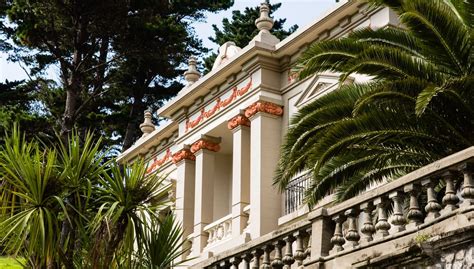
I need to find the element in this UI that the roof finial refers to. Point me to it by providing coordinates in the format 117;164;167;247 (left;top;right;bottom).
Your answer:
140;110;155;137
184;56;201;86
255;1;274;32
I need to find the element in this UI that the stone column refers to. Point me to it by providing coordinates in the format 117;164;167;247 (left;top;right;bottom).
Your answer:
172;145;196;258
228;112;251;239
190;135;221;256
245;100;283;238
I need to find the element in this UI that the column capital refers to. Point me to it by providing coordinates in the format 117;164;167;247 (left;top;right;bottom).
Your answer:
227;113;251;130
244;100;283;119
190;135;221;153
172;146;195;164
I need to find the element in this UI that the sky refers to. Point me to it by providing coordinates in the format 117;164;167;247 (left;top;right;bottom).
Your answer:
0;0;337;82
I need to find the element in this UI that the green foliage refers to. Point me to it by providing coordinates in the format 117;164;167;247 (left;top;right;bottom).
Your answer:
204;2;298;72
276;0;473;205
0;0;234;152
0;126;187;268
0;257;23;269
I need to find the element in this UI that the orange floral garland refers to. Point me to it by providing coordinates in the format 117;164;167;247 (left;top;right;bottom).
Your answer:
146;148;172;173
185;78;253;132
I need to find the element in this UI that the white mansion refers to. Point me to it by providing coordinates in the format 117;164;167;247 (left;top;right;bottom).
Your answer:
118;1;474;268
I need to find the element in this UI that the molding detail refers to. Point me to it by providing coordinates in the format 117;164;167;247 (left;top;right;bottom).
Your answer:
185;78;253;132
190;139;221;153
146;148;172;173
244;101;283;118
227;114;251;130
172;148;195;164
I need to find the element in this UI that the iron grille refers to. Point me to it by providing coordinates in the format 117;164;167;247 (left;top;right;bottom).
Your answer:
284;173;311;215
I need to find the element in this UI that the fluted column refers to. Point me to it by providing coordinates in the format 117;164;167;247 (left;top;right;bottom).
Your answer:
172;145;196;259
191;135;221;256
228;112;251;239
245;100;283;238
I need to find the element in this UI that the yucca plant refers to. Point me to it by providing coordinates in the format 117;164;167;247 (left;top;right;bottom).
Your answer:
275;0;473;205
89;161;171;268
0;127;64;268
0;127;186;268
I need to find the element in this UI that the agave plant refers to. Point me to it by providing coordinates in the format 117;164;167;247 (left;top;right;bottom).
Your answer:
275;0;473;205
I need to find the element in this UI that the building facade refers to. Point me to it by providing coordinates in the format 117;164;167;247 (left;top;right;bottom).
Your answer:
118;1;474;268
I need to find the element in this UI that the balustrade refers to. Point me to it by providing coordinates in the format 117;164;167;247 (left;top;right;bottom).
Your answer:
198;148;474;269
204;214;233;248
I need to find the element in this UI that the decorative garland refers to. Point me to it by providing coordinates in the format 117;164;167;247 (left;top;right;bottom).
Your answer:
185;78;253;132
146;148;172;173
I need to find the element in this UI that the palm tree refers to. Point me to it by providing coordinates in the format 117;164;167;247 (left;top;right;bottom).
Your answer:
0;126;188;268
275;0;473;205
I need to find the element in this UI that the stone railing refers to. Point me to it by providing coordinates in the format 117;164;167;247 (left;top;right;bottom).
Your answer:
204;214;233;248
193;147;474;268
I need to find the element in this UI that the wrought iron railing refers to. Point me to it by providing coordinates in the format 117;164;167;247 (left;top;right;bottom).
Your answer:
285;172;311;214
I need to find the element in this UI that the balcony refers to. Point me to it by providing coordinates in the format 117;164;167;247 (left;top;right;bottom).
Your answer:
191;147;474;268
204;214;233;249
284;173;311;215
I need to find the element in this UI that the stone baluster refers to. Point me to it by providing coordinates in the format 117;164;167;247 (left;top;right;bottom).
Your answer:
389;191;406;233
360;202;375;243
422;178;442;222
304;227;312;259
282;235;296;267
262;244;274;269
441;171;459;213
271;241;284;268
293;230;308;267
251;249;262;269
459;163;474;207
343;209;360;249
374;197;391;239
404;184;423;229
241;253;252;269
329;215;346;254
229;257;241;269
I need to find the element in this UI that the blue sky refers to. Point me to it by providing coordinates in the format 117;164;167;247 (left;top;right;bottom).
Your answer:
0;0;336;82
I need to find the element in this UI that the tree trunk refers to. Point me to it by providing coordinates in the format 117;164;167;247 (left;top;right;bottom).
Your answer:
122;89;145;151
60;88;78;138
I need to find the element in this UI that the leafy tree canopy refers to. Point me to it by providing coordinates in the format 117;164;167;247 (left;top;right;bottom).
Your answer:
0;0;234;153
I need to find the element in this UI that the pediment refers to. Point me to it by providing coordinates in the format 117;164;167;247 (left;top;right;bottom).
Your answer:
294;73;353;108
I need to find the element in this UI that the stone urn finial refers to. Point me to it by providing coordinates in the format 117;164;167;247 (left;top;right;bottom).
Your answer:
140;110;155;137
255;1;274;32
184;56;201;86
